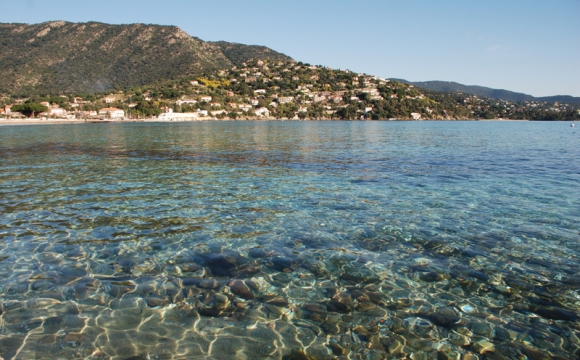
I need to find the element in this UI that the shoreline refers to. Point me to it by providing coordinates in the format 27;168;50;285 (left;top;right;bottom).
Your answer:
0;118;543;126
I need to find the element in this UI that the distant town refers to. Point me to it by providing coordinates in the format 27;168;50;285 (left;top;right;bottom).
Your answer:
1;60;579;122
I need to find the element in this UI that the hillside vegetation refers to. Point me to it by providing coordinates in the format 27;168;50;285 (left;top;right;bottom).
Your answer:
393;80;580;105
0;21;292;95
1;22;577;120
4;59;577;120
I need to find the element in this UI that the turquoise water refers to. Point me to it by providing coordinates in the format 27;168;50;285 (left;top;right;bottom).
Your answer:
0;121;578;359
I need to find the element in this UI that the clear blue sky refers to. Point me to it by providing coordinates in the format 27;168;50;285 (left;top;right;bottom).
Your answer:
2;0;579;97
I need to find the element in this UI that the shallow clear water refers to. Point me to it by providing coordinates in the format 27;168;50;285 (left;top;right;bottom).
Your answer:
0;121;579;359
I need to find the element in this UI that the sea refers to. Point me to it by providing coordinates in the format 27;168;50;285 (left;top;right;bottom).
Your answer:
0;121;578;359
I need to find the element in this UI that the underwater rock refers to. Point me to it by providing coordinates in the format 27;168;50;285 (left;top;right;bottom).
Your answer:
403;317;436;338
327;340;350;355
180;263;203;273
283;349;316;360
321;320;347;334
494;327;517;342
448;332;471;347
197;278;228;289
263;294;289;307
271;256;299;272
249;247;277;259
302;304;328;323
204;253;239;277
471;321;493;337
108;284;135;297
327;292;354;313
460;353;479;360
229;280;255;300
530;306;580;321
198;293;232;317
437;349;461;360
472;338;495;354
419;271;448;282
145;295;170;308
349;288;383;304
340;264;379;284
421;307;460;328
270;272;292;287
301;259;330;278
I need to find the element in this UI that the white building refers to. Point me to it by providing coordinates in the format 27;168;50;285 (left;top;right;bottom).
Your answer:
47;108;67;117
278;97;294;104
158;112;199;121
98;108;125;119
255;107;270;117
176;99;197;106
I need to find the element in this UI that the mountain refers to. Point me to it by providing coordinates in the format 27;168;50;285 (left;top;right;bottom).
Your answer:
211;41;292;67
0;21;292;95
391;79;580;105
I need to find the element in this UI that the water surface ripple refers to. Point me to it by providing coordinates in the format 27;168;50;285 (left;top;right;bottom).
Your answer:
0;121;579;359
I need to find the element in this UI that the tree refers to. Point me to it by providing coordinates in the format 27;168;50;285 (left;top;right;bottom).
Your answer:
11;103;48;118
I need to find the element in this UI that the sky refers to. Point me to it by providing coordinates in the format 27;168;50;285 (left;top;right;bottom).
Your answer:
2;0;579;97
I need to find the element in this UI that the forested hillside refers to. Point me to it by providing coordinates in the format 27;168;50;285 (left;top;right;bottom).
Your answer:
0;21;291;95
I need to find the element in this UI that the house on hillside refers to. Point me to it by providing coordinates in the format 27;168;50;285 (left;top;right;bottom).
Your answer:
200;96;212;102
255;107;270;117
278;97;294;104
98;108;125;119
313;95;326;103
47;107;67;117
177;99;197;106
238;104;252;112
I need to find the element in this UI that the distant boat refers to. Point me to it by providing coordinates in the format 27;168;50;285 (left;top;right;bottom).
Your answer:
572;124;575;127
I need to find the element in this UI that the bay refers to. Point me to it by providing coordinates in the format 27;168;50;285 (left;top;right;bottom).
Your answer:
0;121;578;359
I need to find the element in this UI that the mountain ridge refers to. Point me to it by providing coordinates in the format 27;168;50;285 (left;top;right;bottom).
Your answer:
0;21;292;95
390;79;580;105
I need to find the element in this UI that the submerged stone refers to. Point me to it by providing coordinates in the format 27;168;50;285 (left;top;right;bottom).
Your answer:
229;279;255;300
204;253;239;277
327;340;350;355
472;339;495;354
271;256;298;272
263;294;289;307
327;292;354;313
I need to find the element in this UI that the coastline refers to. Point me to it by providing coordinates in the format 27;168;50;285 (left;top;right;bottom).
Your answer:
0;118;537;126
